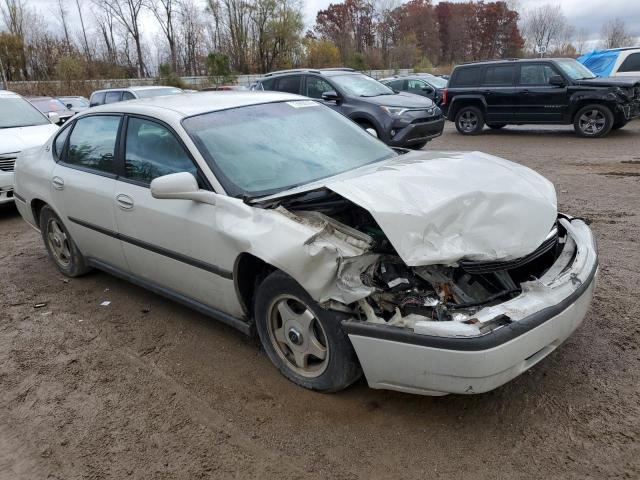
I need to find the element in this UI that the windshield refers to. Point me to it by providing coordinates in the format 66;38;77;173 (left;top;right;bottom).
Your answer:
135;87;183;98
61;97;89;108
0;96;50;128
183;101;396;197
555;59;597;80
331;74;395;97
30;98;68;112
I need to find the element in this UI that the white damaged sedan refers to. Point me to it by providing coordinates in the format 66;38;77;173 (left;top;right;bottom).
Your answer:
13;92;598;396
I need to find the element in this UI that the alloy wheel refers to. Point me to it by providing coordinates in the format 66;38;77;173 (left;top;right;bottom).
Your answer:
579;109;606;135
267;294;329;378
458;110;478;132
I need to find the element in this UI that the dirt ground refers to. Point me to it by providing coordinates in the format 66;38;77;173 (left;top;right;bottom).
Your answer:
1;122;639;479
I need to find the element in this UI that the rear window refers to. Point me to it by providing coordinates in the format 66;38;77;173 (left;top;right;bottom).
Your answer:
451;67;481;87
90;92;106;107
618;52;640;73
483;65;515;86
105;91;122;104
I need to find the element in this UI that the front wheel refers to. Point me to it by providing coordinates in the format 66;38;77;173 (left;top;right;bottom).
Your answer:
573;104;614;138
254;271;362;392
455;106;485;135
39;205;90;277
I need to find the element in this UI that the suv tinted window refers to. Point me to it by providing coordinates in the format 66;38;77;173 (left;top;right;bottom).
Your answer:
618;52;640;73
306;77;334;98
452;67;481;86
90;91;106;107
274;76;301;94
67;115;121;174
124;117;197;184
105;91;122;104
483;65;515;86
519;64;558;85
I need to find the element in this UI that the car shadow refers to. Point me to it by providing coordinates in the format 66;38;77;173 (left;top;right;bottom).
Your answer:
0;203;20;220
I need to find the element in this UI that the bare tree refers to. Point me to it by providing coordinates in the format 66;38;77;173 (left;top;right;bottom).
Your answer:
101;0;147;77
521;3;568;54
179;0;205;75
574;27;589;55
146;0;178;72
75;0;93;61
55;0;72;47
601;18;635;49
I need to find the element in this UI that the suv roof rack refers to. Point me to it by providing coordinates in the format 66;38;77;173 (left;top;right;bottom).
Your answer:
319;67;355;72
264;68;321;77
460;58;521;65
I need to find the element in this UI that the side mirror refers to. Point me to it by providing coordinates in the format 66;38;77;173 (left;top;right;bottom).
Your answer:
421;86;434;94
549;75;565;86
66;103;73;109
150;172;217;205
48;112;60;124
321;90;341;102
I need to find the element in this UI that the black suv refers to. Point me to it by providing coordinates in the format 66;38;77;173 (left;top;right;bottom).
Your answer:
253;68;444;149
442;58;640;137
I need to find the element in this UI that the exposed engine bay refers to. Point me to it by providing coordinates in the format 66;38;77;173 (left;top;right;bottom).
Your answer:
258;188;569;334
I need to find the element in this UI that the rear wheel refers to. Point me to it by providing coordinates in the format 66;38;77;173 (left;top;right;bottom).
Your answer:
487;123;506;129
455;106;485;135
254;271;362;392
39;205;90;277
573;104;614;138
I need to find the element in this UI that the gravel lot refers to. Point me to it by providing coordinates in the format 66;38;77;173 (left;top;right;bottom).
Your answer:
1;122;639;479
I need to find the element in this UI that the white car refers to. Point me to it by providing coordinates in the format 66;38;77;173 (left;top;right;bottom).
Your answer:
0;90;59;205
13;92;598;396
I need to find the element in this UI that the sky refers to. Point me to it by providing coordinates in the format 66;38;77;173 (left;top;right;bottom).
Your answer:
21;0;640;45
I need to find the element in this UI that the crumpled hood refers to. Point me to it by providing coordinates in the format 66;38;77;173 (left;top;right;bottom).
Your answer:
325;150;558;266
0;124;58;154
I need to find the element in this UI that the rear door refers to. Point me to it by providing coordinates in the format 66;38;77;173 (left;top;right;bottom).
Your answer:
480;64;517;123
50;114;128;270
273;75;302;94
113;115;235;312
514;63;568;123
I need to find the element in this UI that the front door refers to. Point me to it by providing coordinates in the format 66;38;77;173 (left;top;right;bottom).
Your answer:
50;114;128;270
112;116;237;314
514;63;568;123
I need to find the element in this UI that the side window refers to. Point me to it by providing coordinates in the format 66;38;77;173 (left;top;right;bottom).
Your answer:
53;123;72;160
519;65;558;85
306;77;334;99
386;79;404;91
259;78;275;91
408;79;431;93
124;117;197;184
483;65;515;86
122;91;136;101
274;76;301;94
105;91;122;104
67;115;121;174
618;53;640;73
90;92;106;107
452;67;481;87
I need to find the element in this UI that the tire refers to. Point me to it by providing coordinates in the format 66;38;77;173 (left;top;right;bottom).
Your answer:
573;104;614;138
487;123;506;129
612;119;627;130
455;106;485;135
254;270;362;392
39;205;90;277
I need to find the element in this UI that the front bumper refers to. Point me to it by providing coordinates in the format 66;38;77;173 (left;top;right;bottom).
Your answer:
343;218;598;396
0;172;14;205
388;116;445;148
620;101;640;120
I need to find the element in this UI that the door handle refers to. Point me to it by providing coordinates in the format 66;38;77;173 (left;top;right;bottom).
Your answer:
521;89;530;94
116;194;134;210
52;176;64;190
482;90;493;95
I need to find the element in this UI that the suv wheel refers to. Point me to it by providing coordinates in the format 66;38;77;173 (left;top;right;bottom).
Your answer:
254;271;362;392
39;205;91;277
455;106;485;135
574;104;614;138
356;120;378;138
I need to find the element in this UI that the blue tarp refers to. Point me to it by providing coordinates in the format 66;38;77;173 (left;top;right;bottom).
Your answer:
577;49;621;77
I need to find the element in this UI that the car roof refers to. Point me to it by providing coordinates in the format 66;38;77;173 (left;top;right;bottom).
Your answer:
457;58;574;68
257;68;360;81
85;91;305;118
92;85;181;94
